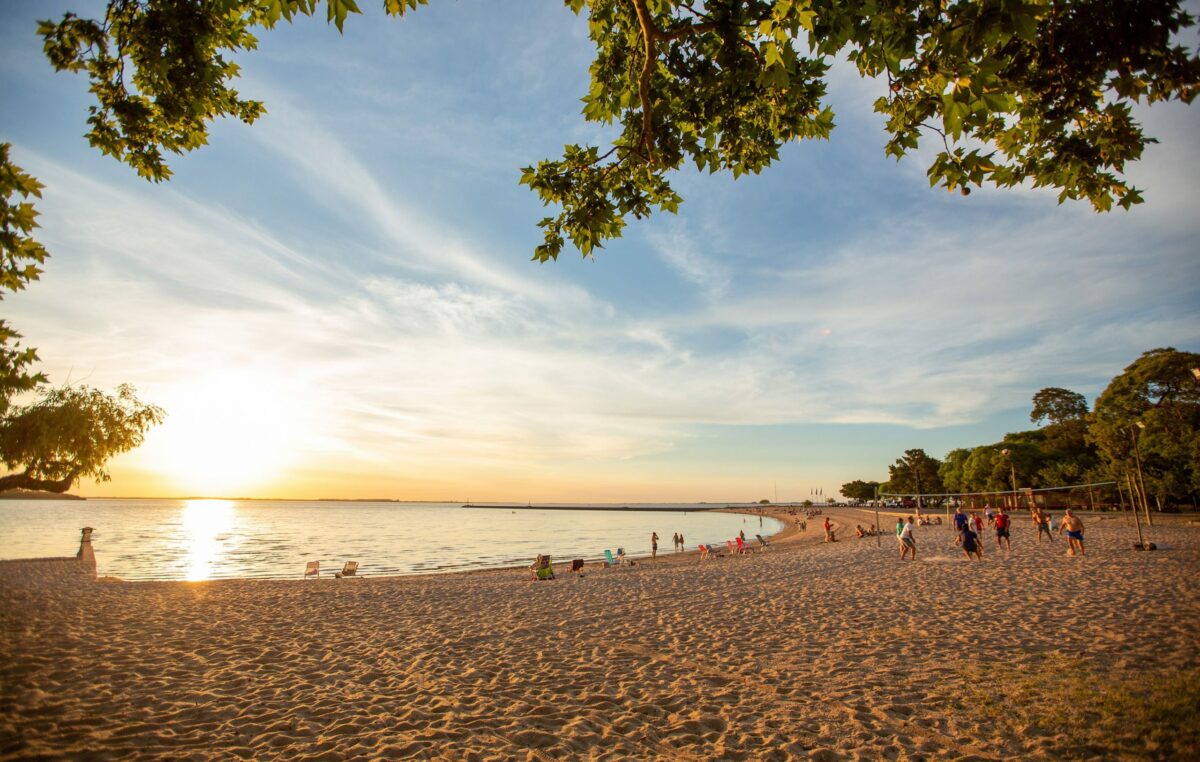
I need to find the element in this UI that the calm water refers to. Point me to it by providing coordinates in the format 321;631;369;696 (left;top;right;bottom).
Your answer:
0;499;783;581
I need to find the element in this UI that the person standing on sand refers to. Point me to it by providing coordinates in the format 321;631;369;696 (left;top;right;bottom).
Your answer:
899;516;916;560
995;507;1012;551
1032;506;1053;543
672;532;679;552
1058;510;1085;556
823;517;833;542
953;508;968;545
651;532;659;559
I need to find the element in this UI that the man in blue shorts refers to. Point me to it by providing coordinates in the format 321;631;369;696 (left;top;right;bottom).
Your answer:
1058;509;1085;556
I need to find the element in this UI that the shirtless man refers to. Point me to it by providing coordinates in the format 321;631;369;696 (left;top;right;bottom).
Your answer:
1031;506;1053;543
1058;509;1085;556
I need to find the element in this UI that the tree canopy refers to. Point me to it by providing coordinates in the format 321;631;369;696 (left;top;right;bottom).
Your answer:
855;355;1200;509
34;0;1200;259
884;448;944;496
1;146;163;494
839;479;879;501
0;144;48;415
1030;387;1088;426
0;384;164;493
1089;348;1200;507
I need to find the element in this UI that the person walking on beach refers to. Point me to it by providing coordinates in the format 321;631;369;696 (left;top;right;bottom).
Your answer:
1058;510;1085;556
898;516;916;560
678;532;684;552
672;532;679;552
651;532;659;559
994;507;1012;551
823;516;835;543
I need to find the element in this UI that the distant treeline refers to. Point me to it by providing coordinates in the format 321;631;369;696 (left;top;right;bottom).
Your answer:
841;348;1200;511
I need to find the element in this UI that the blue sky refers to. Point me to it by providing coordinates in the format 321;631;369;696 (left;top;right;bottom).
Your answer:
2;1;1198;501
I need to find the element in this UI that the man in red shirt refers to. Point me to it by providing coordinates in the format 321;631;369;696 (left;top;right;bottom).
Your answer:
994;507;1012;551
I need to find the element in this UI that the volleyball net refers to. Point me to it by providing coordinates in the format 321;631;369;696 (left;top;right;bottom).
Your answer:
878;480;1121;512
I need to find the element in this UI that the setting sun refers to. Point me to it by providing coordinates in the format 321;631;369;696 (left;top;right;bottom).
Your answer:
138;371;313;496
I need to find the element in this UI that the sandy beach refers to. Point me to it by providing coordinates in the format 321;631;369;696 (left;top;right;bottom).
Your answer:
2;508;1198;760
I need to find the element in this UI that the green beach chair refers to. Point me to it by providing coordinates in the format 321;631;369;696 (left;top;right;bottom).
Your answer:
604;549;617;567
531;554;555;580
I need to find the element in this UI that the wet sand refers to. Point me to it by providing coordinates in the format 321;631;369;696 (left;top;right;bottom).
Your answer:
2;509;1197;760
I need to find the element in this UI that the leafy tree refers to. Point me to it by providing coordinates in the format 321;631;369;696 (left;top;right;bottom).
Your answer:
34;0;1200;259
0;144;48;415
1089;348;1200;508
1027;388;1098;489
886;448;943;496
0;385;164;493
840;479;879;501
938;447;971;493
1;147;164;494
1030;387;1088;426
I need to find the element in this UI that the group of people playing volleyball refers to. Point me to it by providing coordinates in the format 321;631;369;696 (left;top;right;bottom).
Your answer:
894;503;1086;560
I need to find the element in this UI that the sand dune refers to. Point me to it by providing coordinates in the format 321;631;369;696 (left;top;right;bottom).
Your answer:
2;509;1197;760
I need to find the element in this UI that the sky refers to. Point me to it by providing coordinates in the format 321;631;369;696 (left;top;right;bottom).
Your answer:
1;1;1198;502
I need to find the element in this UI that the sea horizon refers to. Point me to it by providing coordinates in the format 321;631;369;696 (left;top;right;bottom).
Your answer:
0;498;786;581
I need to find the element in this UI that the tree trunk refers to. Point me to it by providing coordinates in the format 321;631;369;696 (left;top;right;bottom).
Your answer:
0;471;78;493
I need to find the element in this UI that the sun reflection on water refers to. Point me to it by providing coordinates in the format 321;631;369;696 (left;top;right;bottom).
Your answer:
182;499;235;581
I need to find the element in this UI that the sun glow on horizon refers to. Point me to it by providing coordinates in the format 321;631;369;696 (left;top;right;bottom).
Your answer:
137;370;317;497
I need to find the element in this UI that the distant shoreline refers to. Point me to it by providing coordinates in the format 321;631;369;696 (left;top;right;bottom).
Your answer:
0;490;85;501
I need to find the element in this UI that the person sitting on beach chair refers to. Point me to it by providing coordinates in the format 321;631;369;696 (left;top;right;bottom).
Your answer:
530;554;555;580
735;536;750;554
616;548;627;565
699;544;710;560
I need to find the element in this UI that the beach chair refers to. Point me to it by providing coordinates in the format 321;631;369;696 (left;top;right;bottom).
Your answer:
304;561;319;578
571;558;584;573
699;544;709;560
604;549;617;567
735;536;749;554
616;548;627;565
726;540;737;556
335;561;359;579
530;554;555;580
705;543;723;558
755;534;769;549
